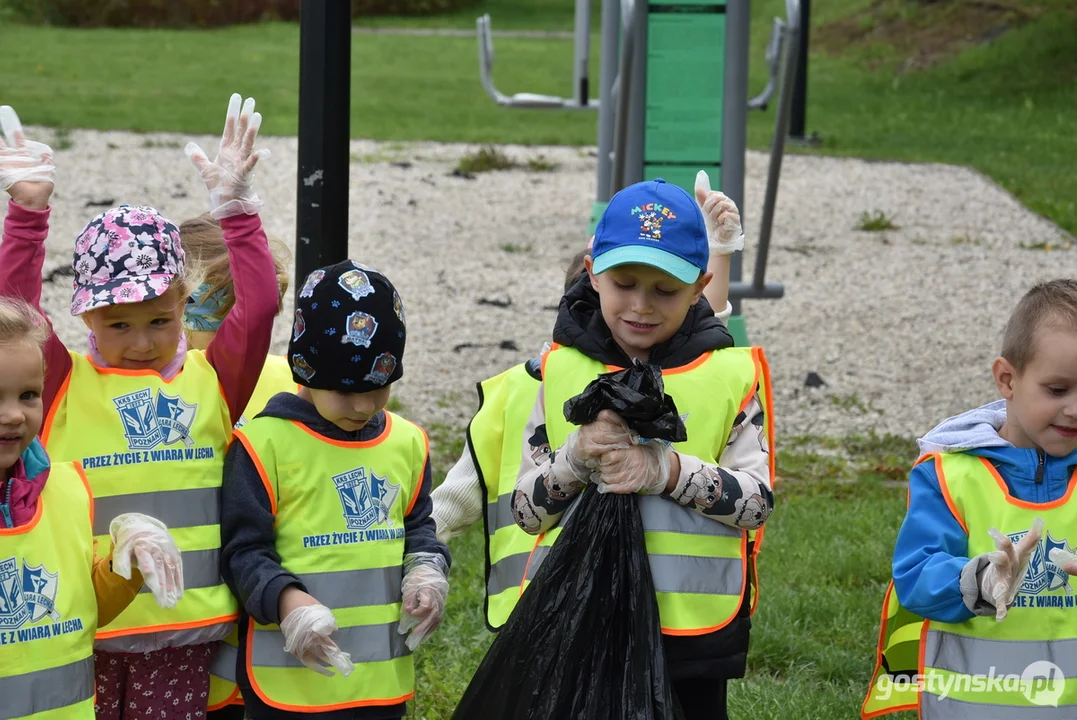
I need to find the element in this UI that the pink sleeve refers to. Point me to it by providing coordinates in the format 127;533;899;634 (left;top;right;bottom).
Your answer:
204;213;278;425
1;200;71;413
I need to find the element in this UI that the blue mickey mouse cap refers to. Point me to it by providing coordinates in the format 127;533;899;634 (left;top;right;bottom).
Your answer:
591;178;708;284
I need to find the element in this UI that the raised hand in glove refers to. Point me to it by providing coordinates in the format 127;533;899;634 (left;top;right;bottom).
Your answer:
184;93;270;220
979;517;1043;622
109;513;183;609
278;588;354;677
0;106;55;210
398;553;449;651
592;439;672;495
695;170;745;256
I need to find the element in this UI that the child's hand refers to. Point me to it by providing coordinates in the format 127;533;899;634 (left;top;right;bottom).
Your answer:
560;410;634;481
278;601;354;677
1050;546;1077;576
184;93;270;220
577;410;634;458
695;170;745;256
398;553;449;651
109;513;184;609
592;440;672;495
0;106;55;211
981;517;1043;622
278;585;320;622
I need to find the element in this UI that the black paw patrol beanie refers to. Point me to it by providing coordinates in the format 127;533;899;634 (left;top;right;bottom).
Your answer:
288;260;406;393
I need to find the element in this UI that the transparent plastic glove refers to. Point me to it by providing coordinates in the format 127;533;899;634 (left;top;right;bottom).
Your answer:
561;410;636;481
398;553;450;651
980;517;1044;622
695;170;745;255
592;440;672;495
1050;547;1077;576
280;604;355;677
184;93;270;219
0;106;55;192
109;513;184;609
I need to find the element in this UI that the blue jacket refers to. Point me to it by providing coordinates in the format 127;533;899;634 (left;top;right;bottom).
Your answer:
893;400;1077;623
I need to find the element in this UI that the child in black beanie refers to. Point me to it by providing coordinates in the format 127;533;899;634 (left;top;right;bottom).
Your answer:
220;260;450;720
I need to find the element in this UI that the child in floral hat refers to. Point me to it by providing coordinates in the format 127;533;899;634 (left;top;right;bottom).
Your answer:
0;94;280;718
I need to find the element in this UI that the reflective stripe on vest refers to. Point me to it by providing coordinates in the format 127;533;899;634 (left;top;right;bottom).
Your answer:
467;364;547;630
41;351;237;642
0;461;97;720
207;627;242;711
235;355;298;430
864;452;1077;718
237;412;425;711
539;345;765;635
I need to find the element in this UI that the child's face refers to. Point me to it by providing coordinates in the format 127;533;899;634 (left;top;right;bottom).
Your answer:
306;385;393;433
995;327;1077;457
586;259;711;362
81;284;185;372
0;341;44;474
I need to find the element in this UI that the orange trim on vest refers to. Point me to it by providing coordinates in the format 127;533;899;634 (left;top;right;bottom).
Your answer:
859;579;922;719
539;343;560;382
749;551;761;617
404;427;430;517
930;453;968;536
292;414;394;448
754;347;777;489
95;612;238;639
980;455;1077;510
916;616;931;707
234;430;277;515
747;347;775;611
87;356;190;381
207;688;242;712
521;532;546;595
661;532;749;637
73;462;94;529
39;368;73;447
0;490;45;535
244;617;415;712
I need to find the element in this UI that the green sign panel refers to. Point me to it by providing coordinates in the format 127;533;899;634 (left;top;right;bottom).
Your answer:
644;4;725;183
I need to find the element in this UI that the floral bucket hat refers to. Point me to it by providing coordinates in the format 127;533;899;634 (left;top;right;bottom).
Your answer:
70;204;185;316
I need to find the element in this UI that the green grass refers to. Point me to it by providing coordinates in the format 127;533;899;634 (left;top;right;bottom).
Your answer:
403;430;917;717
353;0;600;31
1;4;1074;230
856;210;900;232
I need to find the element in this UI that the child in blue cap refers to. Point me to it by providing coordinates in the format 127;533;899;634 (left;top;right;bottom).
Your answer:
511;178;775;719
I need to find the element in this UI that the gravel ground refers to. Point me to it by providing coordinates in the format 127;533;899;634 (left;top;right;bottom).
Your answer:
7;127;1072;445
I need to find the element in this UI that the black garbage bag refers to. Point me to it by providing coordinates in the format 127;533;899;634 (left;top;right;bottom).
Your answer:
453;362;686;720
563;362;687;443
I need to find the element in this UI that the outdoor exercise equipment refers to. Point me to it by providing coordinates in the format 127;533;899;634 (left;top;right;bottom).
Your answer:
477;0;801;344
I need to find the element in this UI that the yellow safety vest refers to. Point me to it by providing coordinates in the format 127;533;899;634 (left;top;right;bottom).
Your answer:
235;355;298;429
41;351;237;644
235;411;427;712
207;625;243;711
0;461;97;719
531;344;772;635
862;452;1077;718
211;354;298;708
467;363;545;630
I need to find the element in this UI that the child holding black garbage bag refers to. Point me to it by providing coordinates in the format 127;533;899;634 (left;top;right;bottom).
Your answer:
509;176;775;719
